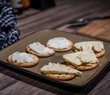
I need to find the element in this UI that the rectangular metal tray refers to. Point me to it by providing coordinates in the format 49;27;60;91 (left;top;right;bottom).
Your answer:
0;29;110;88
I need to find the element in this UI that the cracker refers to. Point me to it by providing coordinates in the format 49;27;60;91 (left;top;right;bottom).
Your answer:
73;41;105;57
63;58;99;71
44;73;76;81
26;47;55;57
63;51;99;71
95;49;105;58
40;62;82;80
46;39;73;52
77;63;99;71
7;54;39;67
74;48;105;58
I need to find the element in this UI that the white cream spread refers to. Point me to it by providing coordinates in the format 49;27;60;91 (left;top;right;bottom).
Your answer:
28;42;55;54
11;52;38;63
41;62;82;75
63;51;98;66
74;41;104;52
47;37;71;49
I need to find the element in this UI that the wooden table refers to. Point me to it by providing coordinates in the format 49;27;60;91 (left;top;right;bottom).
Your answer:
0;0;110;95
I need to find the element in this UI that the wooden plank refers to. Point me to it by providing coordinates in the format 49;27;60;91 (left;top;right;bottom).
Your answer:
19;0;104;39
0;73;17;91
17;2;74;26
78;18;110;41
0;81;54;95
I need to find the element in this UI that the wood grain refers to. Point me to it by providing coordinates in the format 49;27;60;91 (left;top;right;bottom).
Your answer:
18;0;110;39
78;11;110;41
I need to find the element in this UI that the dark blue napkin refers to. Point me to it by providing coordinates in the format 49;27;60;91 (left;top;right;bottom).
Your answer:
0;0;20;50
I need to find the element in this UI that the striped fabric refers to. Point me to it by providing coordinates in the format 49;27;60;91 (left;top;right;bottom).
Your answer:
0;0;20;50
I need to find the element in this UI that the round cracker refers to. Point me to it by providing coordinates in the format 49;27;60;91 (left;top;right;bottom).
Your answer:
7;54;39;67
26;47;55;57
46;40;73;52
44;73;76;81
77;63;99;71
95;49;105;58
63;57;99;71
73;46;105;58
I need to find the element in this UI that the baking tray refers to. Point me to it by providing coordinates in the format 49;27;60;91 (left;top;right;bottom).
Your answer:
0;29;110;89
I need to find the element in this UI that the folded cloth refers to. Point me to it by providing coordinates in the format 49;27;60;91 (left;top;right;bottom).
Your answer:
0;0;20;50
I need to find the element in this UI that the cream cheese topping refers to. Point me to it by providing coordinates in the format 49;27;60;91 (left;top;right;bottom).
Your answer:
47;37;70;49
41;62;82;75
74;41;104;52
63;51;98;66
11;52;38;63
28;42;55;54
